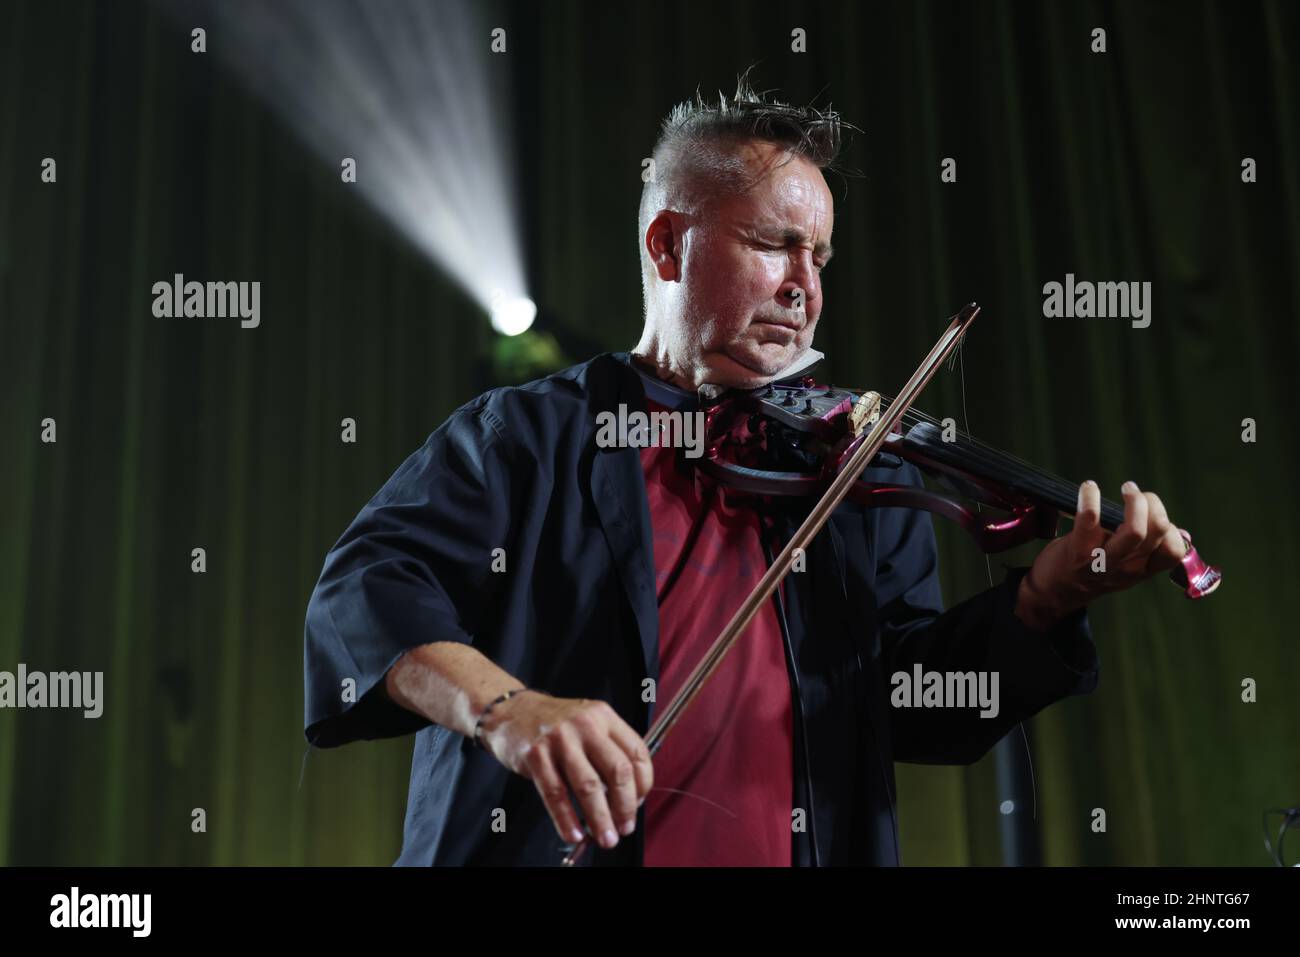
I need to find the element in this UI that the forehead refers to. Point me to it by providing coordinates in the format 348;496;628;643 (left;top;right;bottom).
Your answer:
717;141;834;235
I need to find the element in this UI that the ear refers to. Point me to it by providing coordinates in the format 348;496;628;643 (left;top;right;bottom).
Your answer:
644;211;682;282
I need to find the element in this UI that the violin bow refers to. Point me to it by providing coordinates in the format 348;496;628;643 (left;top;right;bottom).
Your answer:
560;303;981;866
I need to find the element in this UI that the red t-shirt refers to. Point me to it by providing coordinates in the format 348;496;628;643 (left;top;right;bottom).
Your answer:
639;400;794;866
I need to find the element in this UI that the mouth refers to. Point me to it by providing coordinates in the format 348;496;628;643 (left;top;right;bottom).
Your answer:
752;314;804;333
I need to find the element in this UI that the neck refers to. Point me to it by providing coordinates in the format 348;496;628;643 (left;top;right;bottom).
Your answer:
629;331;701;391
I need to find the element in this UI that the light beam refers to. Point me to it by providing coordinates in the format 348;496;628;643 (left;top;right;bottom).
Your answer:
163;0;531;332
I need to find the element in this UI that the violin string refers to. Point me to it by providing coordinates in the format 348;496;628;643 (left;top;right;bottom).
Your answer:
880;396;1054;477
884;405;1119;525
869;389;1034;466
786;379;1110;510
874;392;1094;502
822;379;1086;505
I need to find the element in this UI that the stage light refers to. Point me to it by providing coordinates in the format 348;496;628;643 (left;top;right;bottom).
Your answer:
490;296;536;336
161;0;532;333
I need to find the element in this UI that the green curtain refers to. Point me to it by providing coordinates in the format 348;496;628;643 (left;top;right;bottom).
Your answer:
1;0;1296;866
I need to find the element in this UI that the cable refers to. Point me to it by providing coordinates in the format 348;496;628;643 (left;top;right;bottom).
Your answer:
1262;806;1300;866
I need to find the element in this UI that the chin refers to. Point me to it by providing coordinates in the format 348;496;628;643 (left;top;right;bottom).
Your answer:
711;347;796;389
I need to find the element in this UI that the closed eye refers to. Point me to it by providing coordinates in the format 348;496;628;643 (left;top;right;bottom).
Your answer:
754;239;830;271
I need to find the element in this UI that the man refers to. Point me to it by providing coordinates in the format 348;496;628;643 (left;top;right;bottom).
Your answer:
302;82;1190;866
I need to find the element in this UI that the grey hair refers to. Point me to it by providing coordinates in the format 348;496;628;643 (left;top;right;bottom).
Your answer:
637;71;858;305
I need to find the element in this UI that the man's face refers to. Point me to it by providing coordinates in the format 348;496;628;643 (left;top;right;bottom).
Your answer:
647;140;835;390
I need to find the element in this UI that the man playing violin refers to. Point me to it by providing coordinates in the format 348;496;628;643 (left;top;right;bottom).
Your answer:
302;81;1191;866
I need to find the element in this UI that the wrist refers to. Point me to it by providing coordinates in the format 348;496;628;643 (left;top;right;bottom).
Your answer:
1015;571;1069;632
473;687;541;749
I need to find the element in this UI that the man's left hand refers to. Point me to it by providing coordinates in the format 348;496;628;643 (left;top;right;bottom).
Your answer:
1014;480;1188;631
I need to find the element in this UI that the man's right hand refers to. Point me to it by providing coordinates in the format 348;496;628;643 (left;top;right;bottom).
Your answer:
479;692;653;850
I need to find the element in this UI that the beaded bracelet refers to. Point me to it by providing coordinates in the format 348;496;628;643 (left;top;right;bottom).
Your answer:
472;688;534;750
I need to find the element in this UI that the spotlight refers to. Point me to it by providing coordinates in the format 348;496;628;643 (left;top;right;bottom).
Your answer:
490;296;537;336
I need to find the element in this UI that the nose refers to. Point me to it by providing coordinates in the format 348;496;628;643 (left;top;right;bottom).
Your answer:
777;252;821;313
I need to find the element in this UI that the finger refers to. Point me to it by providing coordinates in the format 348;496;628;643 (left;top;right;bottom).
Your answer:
1167;526;1192;562
1148;526;1189;573
1104;480;1148;566
1139;491;1175;557
1142;493;1189;572
1070;480;1105;551
607;719;654;806
554;726;620;849
525;742;586;846
586;732;640;837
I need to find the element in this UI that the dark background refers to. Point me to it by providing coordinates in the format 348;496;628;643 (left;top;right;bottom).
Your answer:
1;0;1296;866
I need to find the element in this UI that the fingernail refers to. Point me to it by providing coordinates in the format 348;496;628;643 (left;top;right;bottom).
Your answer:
620;819;636;836
1122;480;1138;493
603;829;619;847
570;828;584;844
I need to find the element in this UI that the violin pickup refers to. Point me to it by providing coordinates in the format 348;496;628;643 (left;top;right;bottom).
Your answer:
849;391;881;436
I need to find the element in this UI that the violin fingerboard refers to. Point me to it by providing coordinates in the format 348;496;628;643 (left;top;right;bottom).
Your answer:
902;421;1126;529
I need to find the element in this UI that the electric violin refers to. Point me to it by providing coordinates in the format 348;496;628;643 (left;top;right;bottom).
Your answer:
696;310;1220;601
